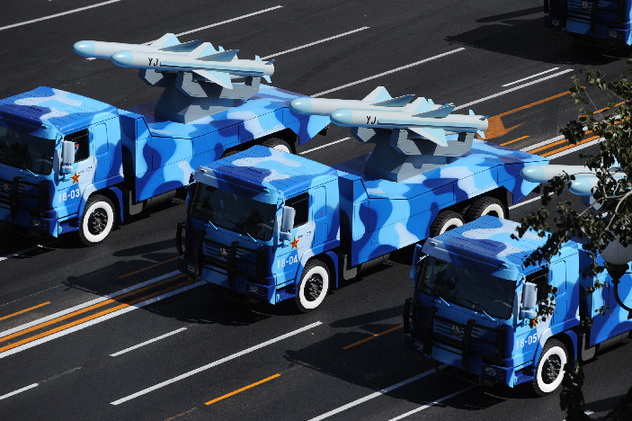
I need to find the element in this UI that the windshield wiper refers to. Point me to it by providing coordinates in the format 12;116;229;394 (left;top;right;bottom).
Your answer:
459;297;495;321
422;285;451;307
207;219;219;230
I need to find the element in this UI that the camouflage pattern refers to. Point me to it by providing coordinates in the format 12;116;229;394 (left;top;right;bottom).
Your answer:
0;85;329;240
179;140;547;307
404;215;632;389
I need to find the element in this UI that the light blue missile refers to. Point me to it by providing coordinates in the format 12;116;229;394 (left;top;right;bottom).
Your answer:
110;48;274;89
520;164;596;183
329;105;487;147
290;86;433;116
73;33;204;60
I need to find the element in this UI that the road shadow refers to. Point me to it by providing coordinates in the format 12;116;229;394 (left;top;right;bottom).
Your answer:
446;6;625;66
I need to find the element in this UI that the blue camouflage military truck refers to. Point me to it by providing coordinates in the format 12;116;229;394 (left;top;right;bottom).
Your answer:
0;35;329;245
176;139;546;312
403;216;632;395
545;0;632;45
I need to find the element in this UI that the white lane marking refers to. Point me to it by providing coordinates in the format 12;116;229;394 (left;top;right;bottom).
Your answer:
521;134;566;152
110;327;188;357
455;69;575;110
502;67;560;87
0;281;204;359
0;271;180;339
0;244;47;263
312;48;466;97
0;0;121;32
509;195;542;210
175;5;283;37
110;321;324;405
300;137;352;155
0;383;38;400
262;27;370;60
308;367;443;421
387;384;477;421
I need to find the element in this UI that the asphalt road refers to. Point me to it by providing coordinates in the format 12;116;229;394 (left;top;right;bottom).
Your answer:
1;1;632;420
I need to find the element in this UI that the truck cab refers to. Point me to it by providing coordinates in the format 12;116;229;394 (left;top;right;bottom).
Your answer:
404;215;632;395
177;145;341;311
0;87;122;240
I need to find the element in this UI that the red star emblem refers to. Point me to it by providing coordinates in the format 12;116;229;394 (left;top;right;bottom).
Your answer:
290;237;300;249
70;173;81;184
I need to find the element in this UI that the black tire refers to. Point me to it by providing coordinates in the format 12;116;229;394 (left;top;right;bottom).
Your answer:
533;339;568;396
293;259;330;312
429;210;464;238
262;137;293;153
464;196;507;222
78;194;116;246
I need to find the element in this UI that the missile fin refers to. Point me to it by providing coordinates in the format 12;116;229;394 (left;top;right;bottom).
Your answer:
372;94;415;107
412;104;455;118
408;126;448;147
404;97;433;114
161;39;204;53
149;33;180;48
198;49;239;61
193;69;233;89
362;86;391;102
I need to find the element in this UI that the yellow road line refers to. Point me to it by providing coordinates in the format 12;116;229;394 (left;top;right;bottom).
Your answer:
204;373;282;406
0;302;51;321
500;135;530;147
0;276;189;354
342;324;403;350
0;275;184;344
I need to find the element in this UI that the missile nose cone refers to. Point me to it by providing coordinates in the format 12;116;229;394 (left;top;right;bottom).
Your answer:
111;50;134;68
73;41;97;58
330;109;354;126
520;165;549;183
290;98;313;115
569;175;596;196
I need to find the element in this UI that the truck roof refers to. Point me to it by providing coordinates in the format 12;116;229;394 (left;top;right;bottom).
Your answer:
423;215;569;279
193;145;337;201
0;86;117;137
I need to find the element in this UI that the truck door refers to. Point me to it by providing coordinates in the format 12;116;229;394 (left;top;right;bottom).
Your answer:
275;192;315;281
56;128;96;217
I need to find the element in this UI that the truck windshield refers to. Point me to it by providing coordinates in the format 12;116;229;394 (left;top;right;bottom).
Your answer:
0;126;55;175
189;183;277;241
417;256;515;319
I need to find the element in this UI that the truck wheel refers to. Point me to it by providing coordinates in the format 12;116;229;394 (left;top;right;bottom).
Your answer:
79;195;115;245
429;210;464;237
533;339;568;396
464;196;507;222
262;137;293;153
294;259;330;312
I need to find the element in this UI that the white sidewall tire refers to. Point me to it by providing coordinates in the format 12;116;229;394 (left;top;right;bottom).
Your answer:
535;341;567;395
479;202;505;218
81;197;115;244
439;216;464;235
465;196;507;222
263;137;292;154
298;263;329;311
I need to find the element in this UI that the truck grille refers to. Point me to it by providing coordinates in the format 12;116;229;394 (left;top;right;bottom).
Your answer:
201;238;263;281
429;315;506;366
567;0;620;24
0;176;40;215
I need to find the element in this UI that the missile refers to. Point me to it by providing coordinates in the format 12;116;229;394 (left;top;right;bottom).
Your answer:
290;86;435;116
329;107;487;147
291;87;486;147
73;33;205;60
110;48;274;89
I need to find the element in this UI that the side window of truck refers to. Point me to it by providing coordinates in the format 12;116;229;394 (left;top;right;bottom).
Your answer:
286;193;309;228
526;268;550;303
65;129;90;162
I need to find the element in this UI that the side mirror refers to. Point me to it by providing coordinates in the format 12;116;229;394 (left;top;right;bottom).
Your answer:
409;244;427;282
520;282;538;319
280;205;295;243
61;140;75;174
